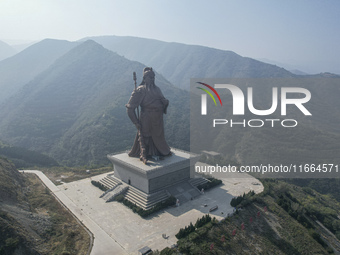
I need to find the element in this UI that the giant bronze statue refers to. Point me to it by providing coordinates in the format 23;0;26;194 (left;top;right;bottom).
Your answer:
126;67;171;164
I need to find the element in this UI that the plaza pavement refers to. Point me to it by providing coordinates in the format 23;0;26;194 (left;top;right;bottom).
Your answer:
21;169;263;255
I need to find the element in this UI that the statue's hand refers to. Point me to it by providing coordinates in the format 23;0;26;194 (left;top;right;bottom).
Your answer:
161;98;169;114
134;123;141;130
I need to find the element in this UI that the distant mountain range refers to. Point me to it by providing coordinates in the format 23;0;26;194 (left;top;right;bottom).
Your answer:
257;58;312;75
0;40;17;61
0;39;79;104
0;36;338;167
83;35;295;90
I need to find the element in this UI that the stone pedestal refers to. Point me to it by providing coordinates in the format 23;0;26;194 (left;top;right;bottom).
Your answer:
107;148;200;194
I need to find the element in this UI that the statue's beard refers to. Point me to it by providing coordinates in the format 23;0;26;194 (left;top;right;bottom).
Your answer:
142;78;155;90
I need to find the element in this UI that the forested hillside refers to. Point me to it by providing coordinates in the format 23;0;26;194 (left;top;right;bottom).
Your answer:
0;140;59;168
0;40;189;166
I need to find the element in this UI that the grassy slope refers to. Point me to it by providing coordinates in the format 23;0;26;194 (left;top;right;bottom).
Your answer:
0;158;90;255
24;174;90;254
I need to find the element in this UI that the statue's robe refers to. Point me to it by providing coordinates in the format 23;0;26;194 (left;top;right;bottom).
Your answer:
126;84;171;158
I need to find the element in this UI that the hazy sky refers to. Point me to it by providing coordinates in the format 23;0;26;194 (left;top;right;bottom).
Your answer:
1;0;339;74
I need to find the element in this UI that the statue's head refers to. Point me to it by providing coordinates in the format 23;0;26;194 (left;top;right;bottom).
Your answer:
141;67;155;86
143;67;154;77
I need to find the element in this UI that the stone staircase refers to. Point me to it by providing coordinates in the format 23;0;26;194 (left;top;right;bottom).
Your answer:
189;177;209;189
124;186;170;211
97;175;210;211
99;174;122;189
98;174;170;210
167;181;201;203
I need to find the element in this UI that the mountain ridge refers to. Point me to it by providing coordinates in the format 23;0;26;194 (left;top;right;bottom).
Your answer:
84;35;295;90
0;40;16;61
0;39;79;104
0;40;189;166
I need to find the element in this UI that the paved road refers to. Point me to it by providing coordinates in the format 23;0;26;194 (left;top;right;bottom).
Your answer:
20;170;128;255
